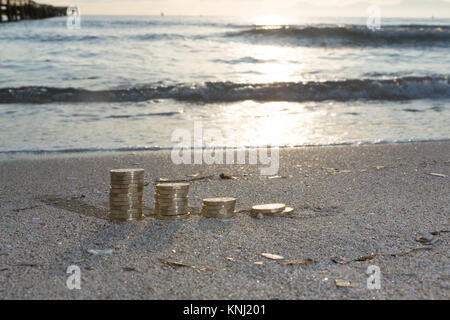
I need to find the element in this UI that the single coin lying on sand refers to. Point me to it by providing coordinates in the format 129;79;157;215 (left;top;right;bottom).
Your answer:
252;203;286;214
251;203;294;217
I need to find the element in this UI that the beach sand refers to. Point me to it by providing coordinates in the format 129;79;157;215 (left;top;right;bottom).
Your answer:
0;141;448;299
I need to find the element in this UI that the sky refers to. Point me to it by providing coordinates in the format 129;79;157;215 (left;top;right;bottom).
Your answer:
45;0;450;17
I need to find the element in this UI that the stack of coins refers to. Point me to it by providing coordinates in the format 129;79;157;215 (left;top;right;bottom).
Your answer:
251;203;294;217
201;197;236;219
154;183;190;219
109;169;145;221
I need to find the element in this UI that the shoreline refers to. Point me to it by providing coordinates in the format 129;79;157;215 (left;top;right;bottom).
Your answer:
1;139;450;162
0;141;448;299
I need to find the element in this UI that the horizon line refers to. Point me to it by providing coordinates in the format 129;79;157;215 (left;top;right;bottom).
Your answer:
69;14;450;19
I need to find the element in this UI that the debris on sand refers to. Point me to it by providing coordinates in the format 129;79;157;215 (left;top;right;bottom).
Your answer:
283;259;315;265
160;258;195;268
323;168;351;174
261;253;284;260
220;173;237;180
159;258;217;272
389;246;432;257
428;172;448;178
186;173;199;177
335;279;359;288
87;249;113;256
415;233;440;245
122;267;142;272
12;205;39;213
154;175;214;183
267;175;288;179
332;254;375;264
355;254;375;262
331;256;352;264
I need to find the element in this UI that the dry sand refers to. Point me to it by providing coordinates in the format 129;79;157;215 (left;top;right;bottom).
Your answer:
0;141;448;299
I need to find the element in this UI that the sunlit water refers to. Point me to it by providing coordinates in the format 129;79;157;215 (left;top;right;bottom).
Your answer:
0;16;449;153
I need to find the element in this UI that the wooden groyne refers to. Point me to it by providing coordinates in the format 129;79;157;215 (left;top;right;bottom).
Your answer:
0;0;66;23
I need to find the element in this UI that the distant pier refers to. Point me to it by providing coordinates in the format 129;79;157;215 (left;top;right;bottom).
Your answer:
0;0;66;23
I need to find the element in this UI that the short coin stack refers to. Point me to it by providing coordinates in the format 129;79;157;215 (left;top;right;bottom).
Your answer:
109;169;145;221
154;183;190;219
251;203;293;217
201;197;236;219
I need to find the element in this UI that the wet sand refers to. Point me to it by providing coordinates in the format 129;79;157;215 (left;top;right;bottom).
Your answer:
0;141;448;299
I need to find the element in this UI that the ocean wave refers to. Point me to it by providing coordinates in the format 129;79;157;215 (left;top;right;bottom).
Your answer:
1;76;449;104
0;32;201;42
226;25;450;47
1;139;450;155
0;33;113;42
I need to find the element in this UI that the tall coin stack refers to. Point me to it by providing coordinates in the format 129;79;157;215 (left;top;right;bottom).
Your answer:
110;169;145;221
201;197;236;219
154;183;190;219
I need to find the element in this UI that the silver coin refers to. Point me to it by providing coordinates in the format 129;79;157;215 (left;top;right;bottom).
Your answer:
155;192;188;197
155;197;188;202
156;183;189;190
110;188;144;194
156;192;188;197
154;190;189;196
110;172;144;178
203;197;236;205
203;206;235;213
110;199;143;204
110;200;142;206
110;190;144;195
155;204;188;210
251;203;286;214
110;179;144;184
110;179;144;185
155;199;188;205
110;194;143;199
156;209;189;216
156;198;189;204
155;205;188;211
155;199;189;205
155;206;189;212
156;206;188;211
202;202;236;209
110;180;144;185
110;203;143;208
155;203;188;209
110;169;144;175
110;192;143;197
110;183;144;188
202;208;236;219
110;192;143;198
110;205;143;211
110;208;142;214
